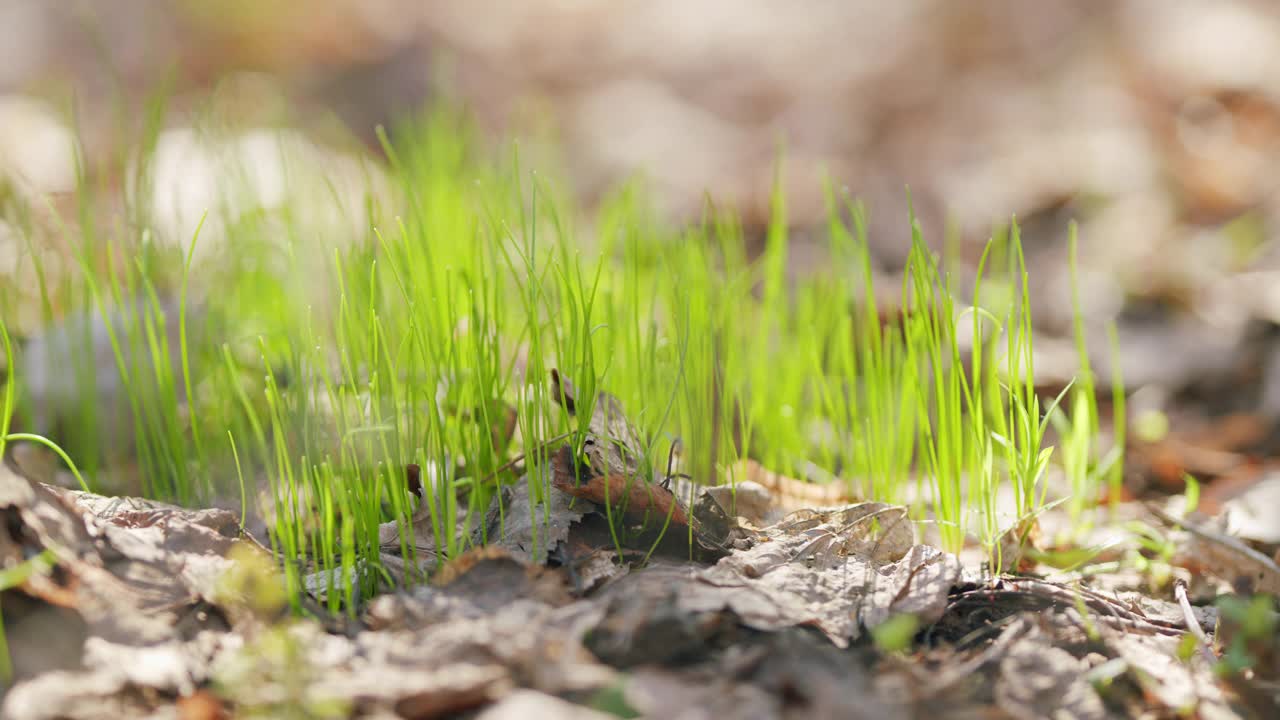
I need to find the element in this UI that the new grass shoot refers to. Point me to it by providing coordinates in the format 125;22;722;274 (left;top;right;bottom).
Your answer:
0;108;1127;610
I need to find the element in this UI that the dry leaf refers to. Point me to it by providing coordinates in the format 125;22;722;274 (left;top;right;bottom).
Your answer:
995;626;1108;720
723;459;856;514
551;446;688;527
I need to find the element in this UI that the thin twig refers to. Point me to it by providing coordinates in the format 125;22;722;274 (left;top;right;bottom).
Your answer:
1174;579;1218;665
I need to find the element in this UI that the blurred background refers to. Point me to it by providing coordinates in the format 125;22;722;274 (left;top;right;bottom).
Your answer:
4;0;1280;514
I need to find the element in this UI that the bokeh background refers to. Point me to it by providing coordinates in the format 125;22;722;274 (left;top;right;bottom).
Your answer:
5;0;1280;508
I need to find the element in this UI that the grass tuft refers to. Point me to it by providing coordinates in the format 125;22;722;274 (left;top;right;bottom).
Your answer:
0;108;1126;609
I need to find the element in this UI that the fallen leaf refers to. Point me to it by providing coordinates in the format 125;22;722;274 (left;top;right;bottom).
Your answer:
176;690;227;720
550;369;646;479
723;459;856;514
995;625;1108;720
551;446;688;527
475;689;617;720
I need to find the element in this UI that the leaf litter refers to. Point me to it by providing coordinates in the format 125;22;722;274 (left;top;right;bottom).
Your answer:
2;374;1279;718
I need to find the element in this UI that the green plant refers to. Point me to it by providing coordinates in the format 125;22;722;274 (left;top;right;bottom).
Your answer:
0;103;1124;611
0;551;59;684
1214;593;1279;678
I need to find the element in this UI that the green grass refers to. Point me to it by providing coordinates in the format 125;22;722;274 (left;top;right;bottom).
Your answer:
0;105;1126;611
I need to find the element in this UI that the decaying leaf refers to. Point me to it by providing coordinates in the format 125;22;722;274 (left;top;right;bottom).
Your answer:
1150;503;1280;595
995;625;1108;720
485;472;586;565
2;671;163;720
388;664;512;719
0;462;290;712
1110;633;1236;718
475;689;617;720
550;445;689;527
770;502;915;564
700;480;778;527
433;546;572;610
547;370;691;535
723;459;857;515
578;501;957;650
550;369;646;479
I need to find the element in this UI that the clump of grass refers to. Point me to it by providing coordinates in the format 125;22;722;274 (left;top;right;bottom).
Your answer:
0;105;1128;611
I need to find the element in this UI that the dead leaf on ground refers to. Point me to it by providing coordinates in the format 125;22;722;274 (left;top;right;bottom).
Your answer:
485;471;586;565
550;445;689;528
1220;470;1280;544
389;664;511;720
1149;502;1280;595
433;546;572;610
622;627;901;720
2;671;163;720
995;624;1108;720
0;463;273;703
581;501;957;650
723;458;857;516
474;689;617;720
1110;633;1236;718
550;369;646;479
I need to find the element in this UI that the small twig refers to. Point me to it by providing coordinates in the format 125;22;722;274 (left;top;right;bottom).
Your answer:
950;580;1185;637
1174;580;1218;665
1146;502;1280;595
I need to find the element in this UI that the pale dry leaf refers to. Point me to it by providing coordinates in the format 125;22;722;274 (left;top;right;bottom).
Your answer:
994;627;1108;720
701;480;777;526
771;502;915;563
1222;471;1280;544
1;671;151;720
475;690;616;720
724;459;855;514
859;544;962;629
486;475;586;565
1151;503;1280;594
1110;633;1237;720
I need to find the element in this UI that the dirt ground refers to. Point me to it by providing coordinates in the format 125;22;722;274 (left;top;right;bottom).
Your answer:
2;2;1280;718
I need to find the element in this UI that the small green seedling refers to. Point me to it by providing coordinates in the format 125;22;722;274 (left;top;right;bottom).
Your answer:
0;105;1123;610
872;613;921;654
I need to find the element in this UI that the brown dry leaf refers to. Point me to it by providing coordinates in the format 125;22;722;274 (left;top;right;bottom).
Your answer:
559;542;627;596
771;502;915;564
683;504;956;647
388;664;511;720
367;546;574;631
859;544;964;629
994;625;1108;720
1110;633;1236;719
475;690;617;720
176;690;227;720
0;465;275;707
358;596;616;699
550;369;646;479
546;371;696;544
621;626;901;720
551;446;689;527
433;546;572;610
700;480;777;527
723;458;856;515
1150;503;1280;595
485;472;586;565
65;490;251;607
378;464;443;558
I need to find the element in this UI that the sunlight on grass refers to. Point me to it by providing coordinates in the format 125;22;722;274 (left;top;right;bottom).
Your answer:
0;107;1126;610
